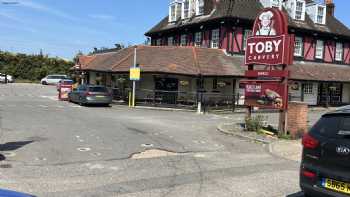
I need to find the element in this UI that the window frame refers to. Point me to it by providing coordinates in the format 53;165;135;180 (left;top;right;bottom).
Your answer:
294;37;304;57
303;83;314;95
295;0;305;21
182;0;190;19
335;42;344;62
194;32;202;47
196;0;204;15
211;29;220;49
180;34;187;46
315;40;324;59
316;5;325;24
242;29;252;51
168;37;174;46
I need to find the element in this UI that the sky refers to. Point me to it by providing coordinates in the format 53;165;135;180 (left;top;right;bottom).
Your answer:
0;0;349;60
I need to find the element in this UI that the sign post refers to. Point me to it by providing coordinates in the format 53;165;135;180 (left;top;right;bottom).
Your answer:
129;47;140;108
243;8;294;135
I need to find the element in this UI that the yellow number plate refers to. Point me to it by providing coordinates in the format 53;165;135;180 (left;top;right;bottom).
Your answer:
96;95;105;98
323;178;350;194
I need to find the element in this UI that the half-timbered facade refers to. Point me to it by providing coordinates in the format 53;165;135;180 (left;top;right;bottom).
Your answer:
145;0;350;106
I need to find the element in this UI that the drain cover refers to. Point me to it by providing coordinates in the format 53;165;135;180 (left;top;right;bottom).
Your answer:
0;164;12;168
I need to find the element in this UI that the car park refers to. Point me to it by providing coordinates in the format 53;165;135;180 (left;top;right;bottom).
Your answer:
68;85;112;106
56;79;74;91
300;106;350;197
41;75;68;85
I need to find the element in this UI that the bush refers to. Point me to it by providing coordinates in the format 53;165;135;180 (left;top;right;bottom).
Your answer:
245;115;266;132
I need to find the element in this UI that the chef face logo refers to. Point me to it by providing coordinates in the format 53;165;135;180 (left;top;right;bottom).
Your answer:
256;11;276;36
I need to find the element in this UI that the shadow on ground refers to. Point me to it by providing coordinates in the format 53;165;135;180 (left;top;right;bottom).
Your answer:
0;140;34;151
286;191;304;197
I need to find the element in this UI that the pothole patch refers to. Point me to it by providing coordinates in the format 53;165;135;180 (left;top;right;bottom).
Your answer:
2;152;16;157
0;164;12;168
77;147;91;152
141;143;154;148
131;149;178;159
91;152;101;157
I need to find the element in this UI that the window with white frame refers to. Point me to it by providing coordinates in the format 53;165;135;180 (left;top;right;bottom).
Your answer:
316;6;325;24
271;0;281;8
182;0;190;19
303;83;313;94
315;40;324;59
295;1;305;20
211;29;220;49
196;0;204;15
294;37;303;56
194;32;202;47
242;30;252;51
168;37;174;46
335;42;343;61
170;4;176;22
180;34;187;46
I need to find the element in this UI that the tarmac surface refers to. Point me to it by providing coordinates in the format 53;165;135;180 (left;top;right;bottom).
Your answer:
0;83;304;197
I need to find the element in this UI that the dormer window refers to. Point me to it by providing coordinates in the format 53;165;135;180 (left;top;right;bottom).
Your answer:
169;0;182;22
316;6;326;24
182;0;190;19
271;0;281;8
295;1;305;20
196;0;204;15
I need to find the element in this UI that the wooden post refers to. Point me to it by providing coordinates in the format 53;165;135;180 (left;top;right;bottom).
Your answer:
278;65;289;135
246;65;254;119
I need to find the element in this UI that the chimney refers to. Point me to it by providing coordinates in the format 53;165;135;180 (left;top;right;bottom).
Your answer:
325;0;335;16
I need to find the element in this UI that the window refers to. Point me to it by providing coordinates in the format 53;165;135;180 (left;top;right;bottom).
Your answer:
182;0;190;19
211;29;220;49
170;4;176;22
212;78;218;90
317;6;325;24
315;40;324;59
196;0;204;15
303;83;313;94
194;32;202;47
295;1;305;20
294;37;303;56
242;30;252;51
168;37;174;46
156;39;161;46
180;35;187;46
271;0;281;8
336;42;343;61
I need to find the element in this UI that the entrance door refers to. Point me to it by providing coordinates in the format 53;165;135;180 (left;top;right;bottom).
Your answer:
155;77;179;104
318;83;342;106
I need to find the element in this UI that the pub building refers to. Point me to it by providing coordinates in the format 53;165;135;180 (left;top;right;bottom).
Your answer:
76;0;350;107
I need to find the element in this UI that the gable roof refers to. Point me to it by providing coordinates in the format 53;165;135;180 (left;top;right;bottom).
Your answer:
145;0;350;39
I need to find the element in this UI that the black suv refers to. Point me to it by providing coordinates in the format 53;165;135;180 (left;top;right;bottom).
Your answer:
301;108;350;196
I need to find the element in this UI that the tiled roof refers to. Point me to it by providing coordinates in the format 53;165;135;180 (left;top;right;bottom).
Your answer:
79;45;350;82
79;45;245;77
145;0;350;38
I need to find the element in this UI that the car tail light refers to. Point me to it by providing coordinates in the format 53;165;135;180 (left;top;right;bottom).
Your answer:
302;169;316;179
302;133;319;149
84;92;92;96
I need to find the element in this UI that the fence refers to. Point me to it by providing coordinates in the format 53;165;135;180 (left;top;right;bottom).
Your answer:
111;88;242;112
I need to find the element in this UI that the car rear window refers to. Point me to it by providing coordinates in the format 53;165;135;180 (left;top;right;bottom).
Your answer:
62;80;73;85
310;115;350;138
88;87;108;92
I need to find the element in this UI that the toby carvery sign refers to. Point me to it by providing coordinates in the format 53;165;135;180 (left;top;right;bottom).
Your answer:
245;8;294;66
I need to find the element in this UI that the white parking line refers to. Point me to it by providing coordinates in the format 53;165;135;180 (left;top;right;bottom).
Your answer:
39;105;48;108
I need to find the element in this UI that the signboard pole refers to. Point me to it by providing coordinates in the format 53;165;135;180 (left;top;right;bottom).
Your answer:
132;48;137;108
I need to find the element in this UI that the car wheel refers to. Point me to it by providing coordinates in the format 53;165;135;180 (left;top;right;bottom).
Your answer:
42;81;47;85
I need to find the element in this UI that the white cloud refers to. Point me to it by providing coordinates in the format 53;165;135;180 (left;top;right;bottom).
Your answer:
17;0;80;22
89;14;115;21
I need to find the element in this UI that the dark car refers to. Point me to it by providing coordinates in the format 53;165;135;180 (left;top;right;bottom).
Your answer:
300;107;350;197
68;85;112;106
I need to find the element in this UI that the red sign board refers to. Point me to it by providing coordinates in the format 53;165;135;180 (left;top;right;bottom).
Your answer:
245;70;290;78
243;82;288;110
245;8;294;66
58;84;73;101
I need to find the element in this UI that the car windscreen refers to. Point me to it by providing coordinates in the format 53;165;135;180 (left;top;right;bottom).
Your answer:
88;87;108;92
310;115;350;139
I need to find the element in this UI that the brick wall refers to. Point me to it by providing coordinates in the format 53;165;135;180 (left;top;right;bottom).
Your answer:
287;102;308;139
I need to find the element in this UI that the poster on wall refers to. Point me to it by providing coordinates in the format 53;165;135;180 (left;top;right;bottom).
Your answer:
244;82;287;110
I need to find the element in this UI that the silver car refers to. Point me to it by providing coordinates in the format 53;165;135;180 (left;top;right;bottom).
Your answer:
68;85;113;106
41;75;68;85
